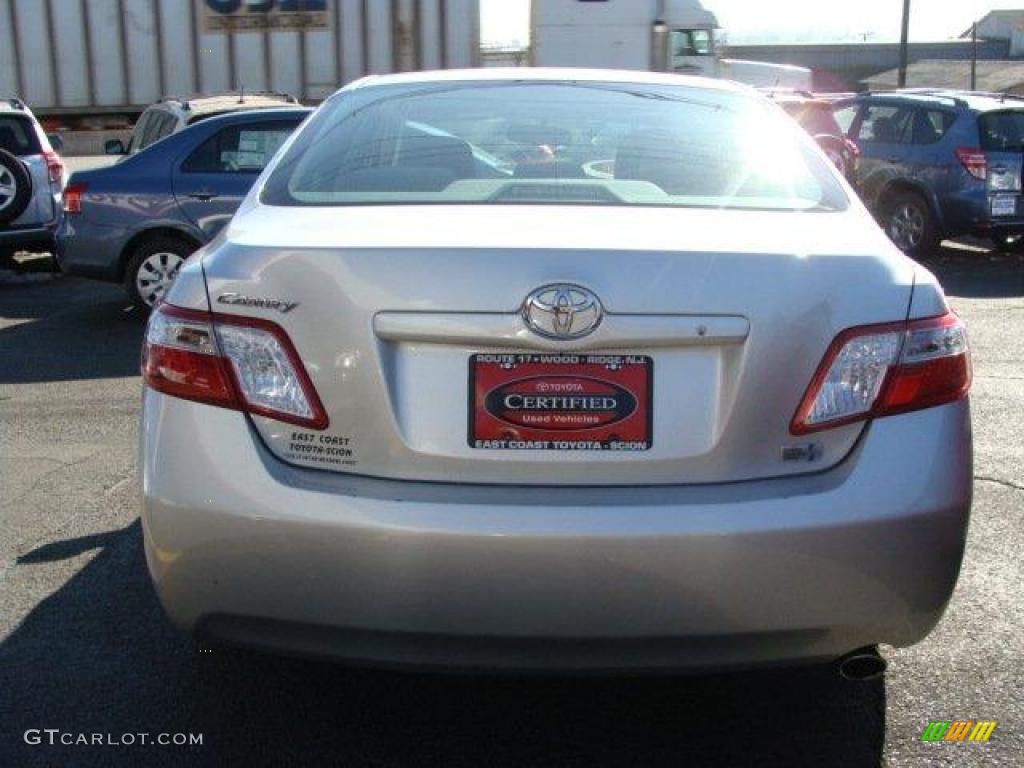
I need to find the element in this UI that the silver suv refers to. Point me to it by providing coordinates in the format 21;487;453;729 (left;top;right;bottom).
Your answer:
0;98;66;265
104;91;299;157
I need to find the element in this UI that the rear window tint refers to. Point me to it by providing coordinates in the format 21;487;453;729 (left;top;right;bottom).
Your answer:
979;110;1024;151
264;81;848;212
141;112;176;149
126;112;154;154
0;116;40;156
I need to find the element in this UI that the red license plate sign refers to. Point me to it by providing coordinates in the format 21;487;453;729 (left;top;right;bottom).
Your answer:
469;354;653;451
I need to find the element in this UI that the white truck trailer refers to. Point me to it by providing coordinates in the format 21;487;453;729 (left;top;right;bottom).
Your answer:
531;0;812;89
1;0;808;124
0;0;480;121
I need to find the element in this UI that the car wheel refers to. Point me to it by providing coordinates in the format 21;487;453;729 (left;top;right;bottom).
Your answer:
0;149;32;225
884;190;938;257
124;236;192;312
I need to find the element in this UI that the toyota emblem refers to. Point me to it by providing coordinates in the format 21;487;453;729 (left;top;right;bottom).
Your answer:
522;284;603;340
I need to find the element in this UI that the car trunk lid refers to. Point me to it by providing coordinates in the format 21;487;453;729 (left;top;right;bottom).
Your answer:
202;204;914;486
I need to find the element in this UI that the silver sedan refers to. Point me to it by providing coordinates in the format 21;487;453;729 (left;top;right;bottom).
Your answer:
139;70;972;674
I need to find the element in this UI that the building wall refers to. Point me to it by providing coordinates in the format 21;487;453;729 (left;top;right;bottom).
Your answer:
976;13;1024;42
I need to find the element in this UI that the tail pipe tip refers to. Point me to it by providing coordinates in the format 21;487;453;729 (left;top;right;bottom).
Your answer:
837;646;887;682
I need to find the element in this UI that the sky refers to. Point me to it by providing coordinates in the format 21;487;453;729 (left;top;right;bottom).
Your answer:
480;0;1024;47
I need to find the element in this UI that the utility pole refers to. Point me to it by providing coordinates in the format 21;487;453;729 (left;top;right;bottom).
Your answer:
652;0;668;72
898;0;911;88
971;22;978;91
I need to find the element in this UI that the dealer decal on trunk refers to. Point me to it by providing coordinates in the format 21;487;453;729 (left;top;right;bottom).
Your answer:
469;354;653;451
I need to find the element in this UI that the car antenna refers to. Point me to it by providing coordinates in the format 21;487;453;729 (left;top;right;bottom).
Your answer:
238;86;245;104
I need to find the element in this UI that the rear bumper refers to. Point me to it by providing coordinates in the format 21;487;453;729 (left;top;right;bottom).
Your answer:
0;221;58;253
55;218;129;281
971;219;1024;238
141;392;972;671
940;188;1024;238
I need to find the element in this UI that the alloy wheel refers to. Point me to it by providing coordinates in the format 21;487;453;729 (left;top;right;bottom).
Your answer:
888;202;925;251
135;251;185;307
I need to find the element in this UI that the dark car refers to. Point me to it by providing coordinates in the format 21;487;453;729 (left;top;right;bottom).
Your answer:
58;107;310;309
835;89;1024;255
767;90;860;180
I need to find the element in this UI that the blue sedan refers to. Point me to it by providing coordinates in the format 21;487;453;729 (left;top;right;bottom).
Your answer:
57;107;311;310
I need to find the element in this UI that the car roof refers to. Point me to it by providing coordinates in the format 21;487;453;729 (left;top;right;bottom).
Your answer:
180;106;312;128
149;92;300;118
0;98;35;118
143;106;312;146
773;96;831;108
344;68;753;95
856;89;1024;113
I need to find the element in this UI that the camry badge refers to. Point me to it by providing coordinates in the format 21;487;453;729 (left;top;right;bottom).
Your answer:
217;293;299;314
522;284;603;340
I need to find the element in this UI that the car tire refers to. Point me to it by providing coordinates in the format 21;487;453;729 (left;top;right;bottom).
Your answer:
883;190;939;258
124;235;193;312
0;149;33;225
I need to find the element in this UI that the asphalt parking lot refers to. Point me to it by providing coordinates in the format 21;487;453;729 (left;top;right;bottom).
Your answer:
1;245;1021;767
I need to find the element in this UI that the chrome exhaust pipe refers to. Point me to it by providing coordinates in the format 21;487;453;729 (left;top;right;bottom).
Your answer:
838;646;887;681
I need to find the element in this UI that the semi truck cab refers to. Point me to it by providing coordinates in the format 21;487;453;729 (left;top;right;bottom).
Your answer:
532;0;810;89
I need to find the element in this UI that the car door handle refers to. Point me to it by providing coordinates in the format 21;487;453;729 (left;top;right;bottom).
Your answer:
887;156;901;164
187;189;219;201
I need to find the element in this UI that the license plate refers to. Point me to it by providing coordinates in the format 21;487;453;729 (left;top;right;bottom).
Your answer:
992;195;1017;217
469;354;653;451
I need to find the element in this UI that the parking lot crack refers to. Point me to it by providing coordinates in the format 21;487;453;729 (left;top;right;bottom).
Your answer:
974;475;1024;492
0;459;78;510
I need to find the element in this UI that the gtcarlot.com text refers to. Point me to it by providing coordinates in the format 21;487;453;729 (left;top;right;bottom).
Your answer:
24;730;203;747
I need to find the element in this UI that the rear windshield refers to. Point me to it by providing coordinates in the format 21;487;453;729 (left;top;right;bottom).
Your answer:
0;115;40;156
262;81;847;211
979;110;1024;151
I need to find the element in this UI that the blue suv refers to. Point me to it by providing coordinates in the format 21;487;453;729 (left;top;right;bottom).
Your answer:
835;90;1024;256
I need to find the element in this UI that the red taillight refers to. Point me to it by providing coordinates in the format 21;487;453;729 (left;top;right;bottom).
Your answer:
43;150;64;185
63;181;87;214
142;304;328;430
955;147;987;181
142;343;238;408
791;312;971;435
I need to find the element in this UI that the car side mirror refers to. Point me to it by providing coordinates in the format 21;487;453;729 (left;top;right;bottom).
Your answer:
105;139;126;156
47;134;64;152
